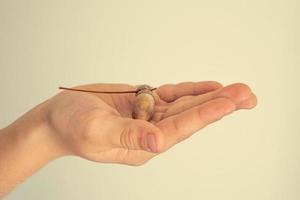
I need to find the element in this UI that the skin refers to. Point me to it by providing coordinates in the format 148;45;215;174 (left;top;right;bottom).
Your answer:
0;81;257;197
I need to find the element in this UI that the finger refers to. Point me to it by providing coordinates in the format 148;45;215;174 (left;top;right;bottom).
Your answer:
107;117;164;153
163;83;254;118
157;97;236;149
156;81;223;103
237;93;257;109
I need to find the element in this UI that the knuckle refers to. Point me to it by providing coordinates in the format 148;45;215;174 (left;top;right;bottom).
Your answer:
120;125;137;150
212;98;236;114
120;126;130;150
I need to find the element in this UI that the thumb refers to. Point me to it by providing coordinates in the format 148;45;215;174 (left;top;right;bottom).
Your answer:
108;117;164;153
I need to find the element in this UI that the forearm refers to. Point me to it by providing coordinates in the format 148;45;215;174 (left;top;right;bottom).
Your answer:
0;102;65;198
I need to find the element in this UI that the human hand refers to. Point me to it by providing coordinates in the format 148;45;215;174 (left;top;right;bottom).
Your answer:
45;81;257;166
0;81;257;196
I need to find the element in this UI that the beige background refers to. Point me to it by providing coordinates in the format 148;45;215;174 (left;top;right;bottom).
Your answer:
0;0;299;199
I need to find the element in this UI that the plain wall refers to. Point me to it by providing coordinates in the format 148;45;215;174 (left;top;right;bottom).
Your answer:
0;0;299;199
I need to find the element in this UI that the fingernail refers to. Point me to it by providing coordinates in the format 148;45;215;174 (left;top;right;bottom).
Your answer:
145;134;157;153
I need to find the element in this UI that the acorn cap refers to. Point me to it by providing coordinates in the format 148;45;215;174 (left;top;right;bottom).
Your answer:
135;84;154;96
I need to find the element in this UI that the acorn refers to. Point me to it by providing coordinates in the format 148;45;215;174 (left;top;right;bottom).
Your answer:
58;84;156;121
132;85;155;121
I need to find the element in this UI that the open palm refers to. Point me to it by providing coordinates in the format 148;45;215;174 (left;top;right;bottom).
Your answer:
48;81;256;166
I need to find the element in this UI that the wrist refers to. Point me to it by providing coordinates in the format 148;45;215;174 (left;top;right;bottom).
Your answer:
0;101;68;197
3;100;68;161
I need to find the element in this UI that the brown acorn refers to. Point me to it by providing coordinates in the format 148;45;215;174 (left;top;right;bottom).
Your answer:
132;85;155;121
58;84;156;121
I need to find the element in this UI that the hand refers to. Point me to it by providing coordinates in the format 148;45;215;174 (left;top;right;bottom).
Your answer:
45;81;257;166
0;81;257;197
